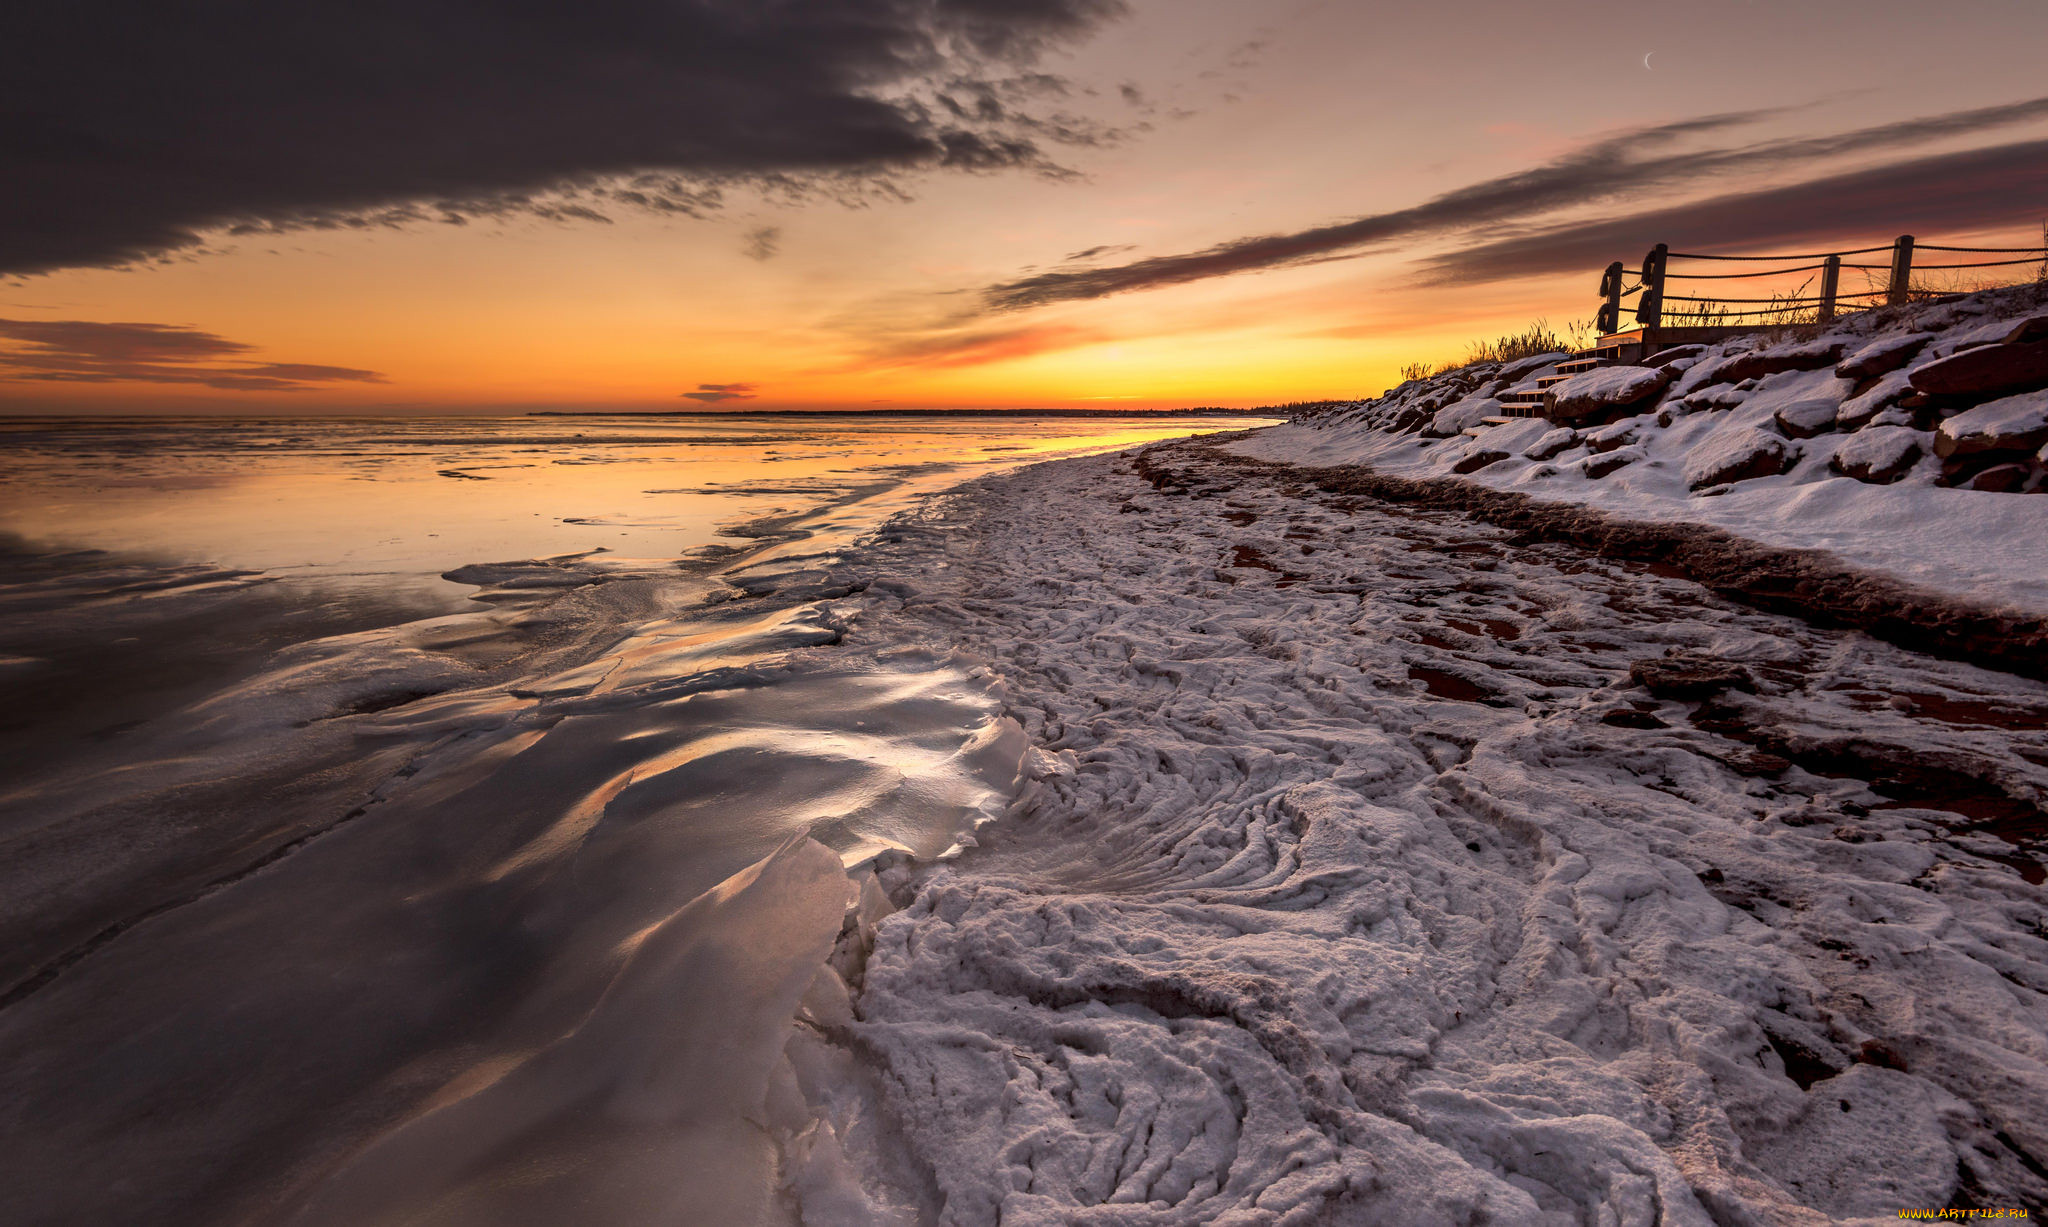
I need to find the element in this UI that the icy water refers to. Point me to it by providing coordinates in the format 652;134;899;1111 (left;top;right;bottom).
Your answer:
0;412;1271;1227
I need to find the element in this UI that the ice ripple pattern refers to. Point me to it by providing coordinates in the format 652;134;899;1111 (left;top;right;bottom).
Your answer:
818;443;2048;1224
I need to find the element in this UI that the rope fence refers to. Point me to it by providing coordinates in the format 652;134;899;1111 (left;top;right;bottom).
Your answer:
1595;233;2048;333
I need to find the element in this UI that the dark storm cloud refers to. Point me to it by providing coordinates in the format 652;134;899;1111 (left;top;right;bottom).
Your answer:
0;320;385;390
1418;138;2048;284
977;95;2048;311
682;382;758;403
3;0;1126;276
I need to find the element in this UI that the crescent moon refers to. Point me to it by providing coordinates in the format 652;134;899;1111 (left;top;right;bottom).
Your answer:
1643;51;1654;69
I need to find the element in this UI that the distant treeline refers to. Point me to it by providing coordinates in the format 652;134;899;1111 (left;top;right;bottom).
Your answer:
1231;400;1356;417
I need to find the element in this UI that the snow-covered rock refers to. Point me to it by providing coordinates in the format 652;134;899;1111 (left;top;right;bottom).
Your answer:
1524;427;1579;461
1830;426;1926;485
1465;417;1553;454
1711;339;1845;384
1645;343;1705;367
1549;365;1671;425
1497;351;1569;382
1962;462;2034;492
1683;426;1794;491
1933;389;2048;458
1452;447;1509;473
1426;397;1501;437
1252;283;2048;612
1586;420;1640;453
1910;339;2048;399
1836;370;1911;429
1580;445;1642;478
1835;333;1931;380
1772;398;1840;439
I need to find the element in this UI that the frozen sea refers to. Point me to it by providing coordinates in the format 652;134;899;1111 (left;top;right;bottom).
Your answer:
0;412;1269;1227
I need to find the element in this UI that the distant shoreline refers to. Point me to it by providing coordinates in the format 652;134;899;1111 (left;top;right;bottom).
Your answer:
527;407;1285;419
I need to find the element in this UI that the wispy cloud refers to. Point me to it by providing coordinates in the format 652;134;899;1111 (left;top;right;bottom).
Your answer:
974;95;2048;312
741;227;782;262
1416;137;2048;284
0;319;384;391
856;323;1100;370
682;381;758;403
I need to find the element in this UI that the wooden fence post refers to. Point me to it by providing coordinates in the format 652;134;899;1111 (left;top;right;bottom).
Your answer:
1597;261;1623;335
1888;235;1915;306
1818;254;1841;324
1634;243;1667;328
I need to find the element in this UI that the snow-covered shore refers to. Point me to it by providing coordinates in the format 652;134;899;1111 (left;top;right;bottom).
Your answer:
800;439;2048;1223
1238;286;2048;617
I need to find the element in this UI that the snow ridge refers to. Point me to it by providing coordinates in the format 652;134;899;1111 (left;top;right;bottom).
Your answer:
812;447;2048;1223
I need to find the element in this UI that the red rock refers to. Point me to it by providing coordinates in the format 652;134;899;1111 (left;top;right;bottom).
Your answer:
1683;428;1795;491
1830;426;1924;484
1581;448;1639;478
1933;390;2048;458
1548;365;1671;425
1645;344;1706;368
1523;428;1580;461
1962;463;2032;492
1908;340;2048;399
1836;333;1931;380
1772;398;1839;439
2004;313;2048;345
1712;340;1846;384
1452;448;1510;474
1586;421;1639;453
1629;653;1756;699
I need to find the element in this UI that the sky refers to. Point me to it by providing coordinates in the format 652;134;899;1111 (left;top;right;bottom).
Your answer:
4;0;2046;414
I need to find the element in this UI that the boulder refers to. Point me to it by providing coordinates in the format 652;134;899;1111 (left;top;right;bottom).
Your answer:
1932;389;2048;458
1586;421;1640;453
1908;339;2048;399
1497;351;1570;383
1962;463;2032;492
1452;448;1510;474
1684;427;1795;491
2004;313;2048;346
1645;343;1706;368
1425;397;1501;437
1713;339;1846;384
1524;427;1580;461
1629;652;1756;700
1835;333;1931;380
1548;365;1672;425
1836;370;1910;430
1773;398;1840;439
1388;405;1431;434
1581;447;1642;478
1830;426;1926;484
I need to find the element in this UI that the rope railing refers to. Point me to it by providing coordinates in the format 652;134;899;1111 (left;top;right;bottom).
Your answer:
1595;233;2048;334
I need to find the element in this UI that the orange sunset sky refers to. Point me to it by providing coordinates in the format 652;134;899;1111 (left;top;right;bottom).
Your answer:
5;0;2047;415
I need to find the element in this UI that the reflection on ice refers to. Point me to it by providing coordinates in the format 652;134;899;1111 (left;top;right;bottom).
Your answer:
0;415;1270;1226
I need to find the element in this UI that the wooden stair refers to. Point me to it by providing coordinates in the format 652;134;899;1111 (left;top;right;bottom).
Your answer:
1500;350;1612;419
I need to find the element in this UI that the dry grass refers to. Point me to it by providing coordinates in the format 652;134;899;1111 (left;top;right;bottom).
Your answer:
1398;318;1598;383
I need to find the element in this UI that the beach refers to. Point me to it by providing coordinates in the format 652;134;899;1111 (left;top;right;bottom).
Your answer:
1;404;2044;1223
802;437;2048;1222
